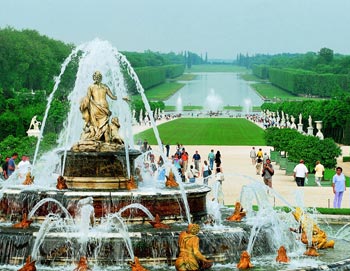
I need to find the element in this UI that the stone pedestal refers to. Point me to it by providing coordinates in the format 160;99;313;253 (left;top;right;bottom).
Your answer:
307;127;314;136
26;129;40;138
61;149;141;190
297;124;303;133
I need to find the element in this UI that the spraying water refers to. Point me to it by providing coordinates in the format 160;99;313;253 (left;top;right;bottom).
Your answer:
28;198;73;221
205;88;223;112
176;93;183;113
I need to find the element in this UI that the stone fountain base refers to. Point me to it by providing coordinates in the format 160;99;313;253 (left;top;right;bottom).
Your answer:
62;149;141;190
0;185;210;221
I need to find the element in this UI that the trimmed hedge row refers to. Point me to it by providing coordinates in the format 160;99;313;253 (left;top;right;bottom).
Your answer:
252;64;269;79
268;68;349;97
135;64;185;90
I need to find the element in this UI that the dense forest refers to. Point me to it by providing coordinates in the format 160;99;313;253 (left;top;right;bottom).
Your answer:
0;27;205;158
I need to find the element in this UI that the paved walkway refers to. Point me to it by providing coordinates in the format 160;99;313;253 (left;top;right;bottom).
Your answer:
132;118;350;208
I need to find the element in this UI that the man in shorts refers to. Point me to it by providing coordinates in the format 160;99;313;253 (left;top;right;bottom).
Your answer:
262;158;274;188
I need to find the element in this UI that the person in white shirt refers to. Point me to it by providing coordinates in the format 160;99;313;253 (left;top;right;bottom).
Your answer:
314;160;325;187
17;155;32;180
293;159;308;187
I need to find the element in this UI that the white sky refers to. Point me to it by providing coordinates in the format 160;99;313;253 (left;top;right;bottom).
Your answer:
1;0;350;59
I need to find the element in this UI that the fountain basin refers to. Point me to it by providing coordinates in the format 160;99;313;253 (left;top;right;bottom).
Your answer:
0;185;210;221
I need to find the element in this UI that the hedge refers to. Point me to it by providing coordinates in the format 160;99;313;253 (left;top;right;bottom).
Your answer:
268;68;349;97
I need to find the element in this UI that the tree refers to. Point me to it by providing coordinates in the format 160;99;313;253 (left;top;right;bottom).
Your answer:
318;47;334;64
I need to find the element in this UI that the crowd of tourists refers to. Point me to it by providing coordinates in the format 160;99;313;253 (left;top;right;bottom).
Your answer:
0;153;32;181
250;146;347;209
136;141;226;205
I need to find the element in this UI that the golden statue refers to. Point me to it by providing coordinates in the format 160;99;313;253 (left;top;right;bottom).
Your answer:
149;214;170;229
23;172;34;185
127;176;138;190
13;213;33;229
165;171;179;188
304;246;319;257
236;251;253;269
79;71;128;143
291;207;334;250
56;176;68;190
276;246;290;263
18;256;36;271
130;256;149;271
175;224;213;271
73;256;92;271
226;202;246;222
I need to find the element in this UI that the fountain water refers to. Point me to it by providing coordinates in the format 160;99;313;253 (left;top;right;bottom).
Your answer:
243;98;252;114
204;88;223;113
176;93;183;113
0;39;350;270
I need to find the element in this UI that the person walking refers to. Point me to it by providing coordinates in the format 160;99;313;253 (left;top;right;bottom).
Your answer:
293;159;308;186
262;158;274;188
263;152;269;165
314;160;324;187
332;167;346;208
165;144;170;157
208;149;215;170
202;160;211;185
255;157;263;175
181;148;189;175
215;151;221;166
250;147;257;165
214;163;224;205
192;150;201;171
257;148;263;159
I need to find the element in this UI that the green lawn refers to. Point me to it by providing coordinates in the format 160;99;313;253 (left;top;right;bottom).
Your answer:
239;73;266;82
134;118;266;146
138;82;185;101
304;169;350;187
172;73;197;81
164;105;203;111
186;64;247;73
251;83;305;101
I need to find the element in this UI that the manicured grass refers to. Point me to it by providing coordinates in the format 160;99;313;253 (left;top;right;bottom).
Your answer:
239;73;266;82
222;106;261;112
304;169;350;187
248;205;350;215
139;82;185;101
251;83;305;101
164;105;204;111
251;83;326;102
134;118;266;146
223;106;243;111
172;73;197;81
186;64;247;73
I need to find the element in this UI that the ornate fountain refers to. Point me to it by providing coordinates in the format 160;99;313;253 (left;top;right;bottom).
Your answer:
0;40;349;271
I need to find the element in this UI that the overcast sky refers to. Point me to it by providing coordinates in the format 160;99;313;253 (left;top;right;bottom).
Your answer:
1;0;350;59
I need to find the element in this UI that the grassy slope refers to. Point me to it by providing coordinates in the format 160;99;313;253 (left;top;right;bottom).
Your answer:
138;82;185;101
252;83;310;101
135;118;266;146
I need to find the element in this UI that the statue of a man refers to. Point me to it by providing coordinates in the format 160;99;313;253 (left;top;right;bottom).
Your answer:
80;71;128;142
175;224;213;271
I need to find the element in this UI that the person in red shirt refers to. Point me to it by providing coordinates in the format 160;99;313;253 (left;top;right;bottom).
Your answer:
181;148;189;175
